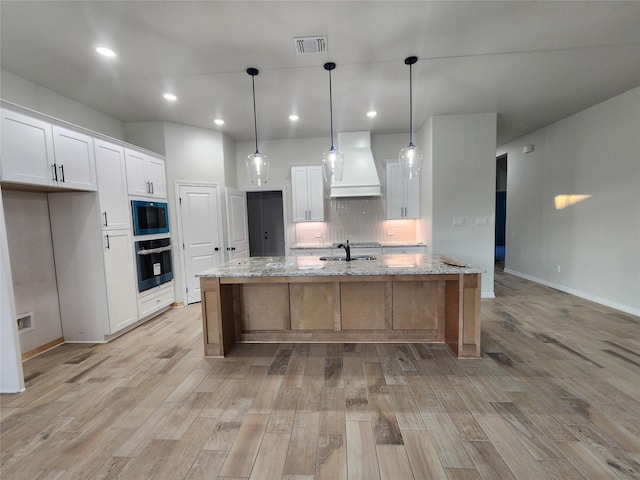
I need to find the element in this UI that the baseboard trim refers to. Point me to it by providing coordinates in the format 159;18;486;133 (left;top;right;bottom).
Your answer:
21;337;64;360
503;268;640;316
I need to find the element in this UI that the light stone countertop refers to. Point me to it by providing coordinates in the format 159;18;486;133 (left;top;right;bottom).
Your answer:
197;254;482;278
290;242;426;249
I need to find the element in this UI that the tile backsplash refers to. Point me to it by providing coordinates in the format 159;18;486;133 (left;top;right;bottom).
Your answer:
295;197;417;245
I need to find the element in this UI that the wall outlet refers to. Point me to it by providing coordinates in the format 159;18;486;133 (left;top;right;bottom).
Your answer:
555;264;561;273
314;233;322;238
476;216;489;225
452;217;465;226
387;229;395;236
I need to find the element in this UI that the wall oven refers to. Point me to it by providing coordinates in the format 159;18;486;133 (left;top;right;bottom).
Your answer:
132;200;169;236
135;237;173;292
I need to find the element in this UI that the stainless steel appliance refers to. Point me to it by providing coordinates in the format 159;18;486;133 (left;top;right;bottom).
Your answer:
135;237;173;292
132;200;169;236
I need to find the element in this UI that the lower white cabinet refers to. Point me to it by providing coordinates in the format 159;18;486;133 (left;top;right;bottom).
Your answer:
137;283;175;319
103;230;139;333
382;245;426;254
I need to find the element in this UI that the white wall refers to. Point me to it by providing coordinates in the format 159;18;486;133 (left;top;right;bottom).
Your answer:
0;187;24;393
427;113;498;297
1;69;126;141
2;191;63;353
162;122;228;305
498;87;640;315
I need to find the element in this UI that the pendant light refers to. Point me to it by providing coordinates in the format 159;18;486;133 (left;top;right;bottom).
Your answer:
399;56;423;179
246;67;268;185
322;62;344;183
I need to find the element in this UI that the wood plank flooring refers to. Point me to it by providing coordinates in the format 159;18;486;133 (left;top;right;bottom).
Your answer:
2;268;640;479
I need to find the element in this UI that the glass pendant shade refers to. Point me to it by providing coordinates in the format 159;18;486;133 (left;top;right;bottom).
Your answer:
246;67;268;185
399;143;422;180
322;147;344;183
246;151;268;186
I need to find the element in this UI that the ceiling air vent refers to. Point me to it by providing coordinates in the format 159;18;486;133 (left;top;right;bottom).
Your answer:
293;36;327;55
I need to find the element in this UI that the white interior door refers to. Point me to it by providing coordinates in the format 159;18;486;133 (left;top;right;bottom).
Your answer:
225;188;249;260
178;184;224;304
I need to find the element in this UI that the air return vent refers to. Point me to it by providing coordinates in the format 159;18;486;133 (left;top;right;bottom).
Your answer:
293;36;327;55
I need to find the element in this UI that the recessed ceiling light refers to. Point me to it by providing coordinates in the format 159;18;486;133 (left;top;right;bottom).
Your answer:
214;119;225;126
367;110;377;118
289;114;299;122
163;93;177;101
96;47;116;57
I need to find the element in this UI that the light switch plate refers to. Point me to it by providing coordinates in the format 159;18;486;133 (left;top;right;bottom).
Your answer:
476;216;489;225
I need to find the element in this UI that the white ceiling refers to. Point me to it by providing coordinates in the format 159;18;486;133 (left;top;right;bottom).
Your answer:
1;1;639;146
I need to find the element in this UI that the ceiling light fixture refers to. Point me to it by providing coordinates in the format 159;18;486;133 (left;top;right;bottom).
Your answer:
399;56;423;179
367;110;377;118
289;114;299;122
246;68;268;186
321;62;344;183
214;118;224;126
96;47;116;57
163;93;177;101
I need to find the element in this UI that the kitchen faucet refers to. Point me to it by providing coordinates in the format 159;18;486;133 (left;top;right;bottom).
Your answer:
337;240;351;262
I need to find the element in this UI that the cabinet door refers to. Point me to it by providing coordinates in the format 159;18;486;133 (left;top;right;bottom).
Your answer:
404;175;420;219
307;165;325;221
291;166;310;222
51;125;97;191
102;230;139;334
386;162;405;219
145;156;167;198
95;139;131;230
0;109;56;186
125;149;149;196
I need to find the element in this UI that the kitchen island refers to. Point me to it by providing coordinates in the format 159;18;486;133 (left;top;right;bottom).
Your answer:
198;254;482;359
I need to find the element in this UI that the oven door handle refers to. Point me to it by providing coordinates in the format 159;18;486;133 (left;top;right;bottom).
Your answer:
137;246;172;255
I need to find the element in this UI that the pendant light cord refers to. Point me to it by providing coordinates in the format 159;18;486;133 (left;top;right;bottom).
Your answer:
251;74;259;154
405;56;418;148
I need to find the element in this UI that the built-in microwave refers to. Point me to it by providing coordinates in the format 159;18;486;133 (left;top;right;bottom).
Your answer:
135;237;173;292
132;200;169;236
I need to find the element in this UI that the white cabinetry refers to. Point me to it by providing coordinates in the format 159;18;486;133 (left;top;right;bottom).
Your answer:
386;162;419;219
0;108;97;191
382;245;426;254
125;149;167;198
1;108;56;187
138;283;175;319
291;166;324;222
95;139;131;230
103;230;139;333
51;125;97;191
290;248;332;257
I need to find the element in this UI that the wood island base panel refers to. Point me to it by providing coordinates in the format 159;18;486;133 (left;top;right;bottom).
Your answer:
198;254;482;359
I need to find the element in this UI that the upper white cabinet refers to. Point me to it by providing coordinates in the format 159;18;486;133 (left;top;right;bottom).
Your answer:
51;125;97;191
125;149;167;199
95;139;131;231
291;165;324;222
385;162;419;219
1;108;56;187
0;108;96;191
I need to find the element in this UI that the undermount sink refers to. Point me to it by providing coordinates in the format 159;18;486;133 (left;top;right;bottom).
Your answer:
319;255;377;261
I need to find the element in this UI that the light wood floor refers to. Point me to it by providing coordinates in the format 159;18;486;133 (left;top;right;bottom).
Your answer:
2;269;640;479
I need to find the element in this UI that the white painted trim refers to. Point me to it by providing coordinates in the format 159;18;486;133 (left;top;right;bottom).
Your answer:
504;268;640;317
482;292;496;299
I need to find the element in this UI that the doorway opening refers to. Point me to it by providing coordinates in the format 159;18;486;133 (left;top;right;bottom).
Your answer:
495;154;507;267
247;191;285;257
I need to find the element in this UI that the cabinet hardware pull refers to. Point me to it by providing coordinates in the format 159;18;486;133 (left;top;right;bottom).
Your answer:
147;181;151;193
59;164;65;182
150;182;154;194
52;163;58;182
103;212;108;227
106;234;110;249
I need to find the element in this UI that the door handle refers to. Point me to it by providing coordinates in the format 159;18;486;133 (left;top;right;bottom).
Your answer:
215;247;219;251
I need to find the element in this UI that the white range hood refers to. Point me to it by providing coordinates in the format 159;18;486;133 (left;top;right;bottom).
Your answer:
330;131;381;197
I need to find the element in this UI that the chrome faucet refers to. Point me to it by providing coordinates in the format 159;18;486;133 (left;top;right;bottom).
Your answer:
337;240;351;261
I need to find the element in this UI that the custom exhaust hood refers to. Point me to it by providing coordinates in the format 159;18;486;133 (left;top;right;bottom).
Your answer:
330;131;381;197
